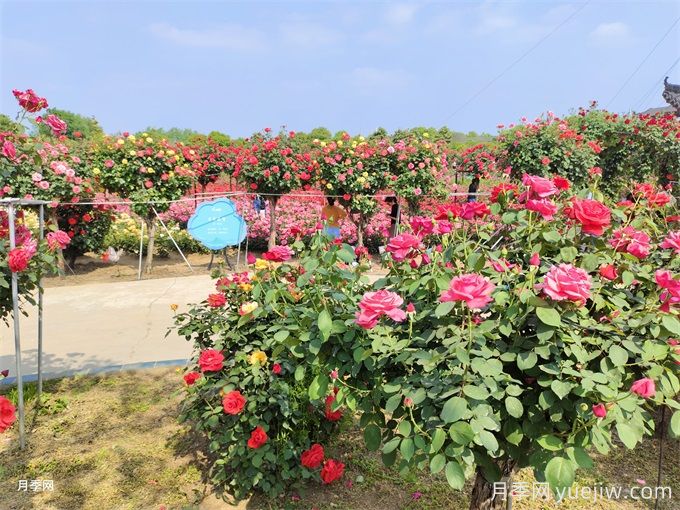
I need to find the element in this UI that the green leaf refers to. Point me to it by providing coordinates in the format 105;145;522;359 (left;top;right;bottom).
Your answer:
517;351;538;371
430;428;446;454
445;461;466;490
435;301;455;318
545;457;575;496
318;309;332;341
382;436;401;454
385;394;402;414
430;454;446;474
550;380;572;400
571;447;594;469
294;365;305;382
505;396;524;418
537;434;563;451
662;315;680;335
478;431;499;453
397;420;412;437
449;422;474;445
400;437;415;460
364;424;382;452
669;411;680;439
536;307;562;327
621;271;635;286
616;423;639;449
273;329;289;342
608;345;628;367
308;374;328;400
463;385;489;400
440;397;467;423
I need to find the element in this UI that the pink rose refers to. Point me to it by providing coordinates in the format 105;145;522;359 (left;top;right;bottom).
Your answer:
1;140;16;160
630;378;655;399
599;264;618;281
46;230;71;251
592;403;607;418
460;202;490;220
540;264;591;305
522;174;557;198
355;290;406;329
566;198;611;236
386;233;423;262
440;273;495;310
529;253;540;267
38;114;67;136
660;231;680;254
12;88;48;112
609;227;650;259
8;248;32;272
525;199;558;220
655;270;680;312
262;245;293;262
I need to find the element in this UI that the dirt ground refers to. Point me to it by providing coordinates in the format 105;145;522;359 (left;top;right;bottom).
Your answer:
1;368;677;510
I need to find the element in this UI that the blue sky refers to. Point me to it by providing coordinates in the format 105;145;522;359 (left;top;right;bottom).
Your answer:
1;1;679;137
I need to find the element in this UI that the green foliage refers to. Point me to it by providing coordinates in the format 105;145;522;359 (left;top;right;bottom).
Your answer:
0;113;24;134
36;108;104;140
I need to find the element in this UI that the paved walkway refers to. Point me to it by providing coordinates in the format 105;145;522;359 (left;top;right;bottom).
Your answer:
0;275;213;383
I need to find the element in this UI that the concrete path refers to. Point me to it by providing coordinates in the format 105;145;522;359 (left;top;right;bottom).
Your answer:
0;275;213;383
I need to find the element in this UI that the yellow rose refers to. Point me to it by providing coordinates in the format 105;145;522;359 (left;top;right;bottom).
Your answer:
337;140;343;147
167;149;175;156
170;304;178;311
142;132;148;137
129;135;136;141
146;137;153;143
168;171;175;177
358;136;365;141
423;132;430;138
254;259;269;270
358;176;366;183
351;141;357;148
326;183;332;189
116;139;124;145
249;350;267;365
362;172;368;177
92;168;100;175
240;301;259;316
239;283;253;292
320;141;327;147
122;159;128;165
129;150;136;156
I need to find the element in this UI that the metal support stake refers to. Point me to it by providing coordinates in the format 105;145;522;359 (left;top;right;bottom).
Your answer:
152;207;193;272
655;406;666;510
8;204;26;449
235;221;243;269
137;220;145;281
37;204;44;400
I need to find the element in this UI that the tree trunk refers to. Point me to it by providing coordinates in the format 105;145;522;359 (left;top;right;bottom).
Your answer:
469;460;517;510
49;210;66;277
268;196;278;249
144;217;157;274
356;215;364;246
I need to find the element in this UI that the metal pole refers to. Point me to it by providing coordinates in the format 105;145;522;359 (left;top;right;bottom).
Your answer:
244;228;250;268
137;220;145;281
37;204;44;400
152;207;193;272
235;220;243;269
654;406;666;510
8;204;26;449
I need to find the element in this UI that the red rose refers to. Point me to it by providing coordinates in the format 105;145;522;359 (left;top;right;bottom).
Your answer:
82;213;92;222
599;264;618;281
320;459;345;484
440;273;495;310
460;202;490;220
207;293;226;308
222;390;246;415
552;175;570;191
198;349;224;372
568;198;611;236
8;248;32;272
272;363;282;375
592;403;607;418
301;443;325;469
12;88;48;112
183;371;201;386
325;394;343;421
0;396;17;432
247;426;268;448
1;140;16;160
262;245;293;262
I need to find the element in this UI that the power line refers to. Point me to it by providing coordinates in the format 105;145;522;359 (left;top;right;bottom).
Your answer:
442;1;591;124
633;56;680;112
606;16;680;109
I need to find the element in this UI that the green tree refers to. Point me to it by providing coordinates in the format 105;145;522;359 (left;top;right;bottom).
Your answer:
36;108;104;139
0;113;24;134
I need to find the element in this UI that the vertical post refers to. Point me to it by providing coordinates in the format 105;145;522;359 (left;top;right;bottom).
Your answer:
244;227;250;269
8;203;26;449
137;220;145;281
37;204;45;400
235;220;243;269
152;207;193;272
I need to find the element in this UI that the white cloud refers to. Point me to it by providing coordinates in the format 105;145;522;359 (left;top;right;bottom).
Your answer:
590;22;631;45
385;4;419;25
280;21;343;46
148;22;265;51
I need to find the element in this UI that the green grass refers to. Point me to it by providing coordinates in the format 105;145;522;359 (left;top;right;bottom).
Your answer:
0;368;677;510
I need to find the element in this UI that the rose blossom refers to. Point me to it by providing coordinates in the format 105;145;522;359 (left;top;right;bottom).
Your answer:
262;245;293;262
222;390;246;414
434;203;462;220
320;459;345;484
440;273;495;310
460;202;490;220
0;396;17;432
325;394;343;421
655;270;680;312
522;174;557;198
183;372;201;385
609;227;651;259
566;198;611;236
8;248;32;272
386;233;423;261
247;426;268;449
46;230;71;251
592;403;607;418
540;264;591;305
301;443;325;469
525;199;558;220
529;253;540;266
630;378;655;398
37;114;67;136
206;293;226;308
355;290;407;329
552;175;570;191
599;264;618;281
660;231;680;254
1;140;16;160
12;88;48;112
198;349;224;372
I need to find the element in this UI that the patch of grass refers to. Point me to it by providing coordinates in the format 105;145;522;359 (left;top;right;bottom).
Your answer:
0;367;677;510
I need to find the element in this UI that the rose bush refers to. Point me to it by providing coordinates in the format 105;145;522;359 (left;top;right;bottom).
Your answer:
173;171;680;508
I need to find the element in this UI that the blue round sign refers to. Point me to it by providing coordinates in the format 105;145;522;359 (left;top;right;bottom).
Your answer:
187;199;247;250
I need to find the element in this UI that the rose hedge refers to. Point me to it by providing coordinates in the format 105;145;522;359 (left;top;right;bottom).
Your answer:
173;175;680;507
